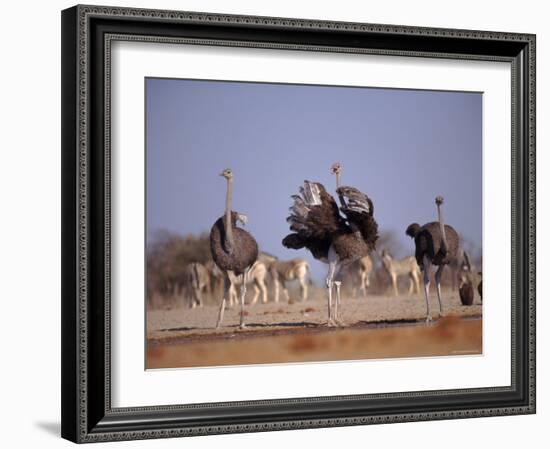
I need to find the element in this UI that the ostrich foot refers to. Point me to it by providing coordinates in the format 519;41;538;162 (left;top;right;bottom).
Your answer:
238;323;247;330
425;315;433;325
335;318;347;327
326;318;338;327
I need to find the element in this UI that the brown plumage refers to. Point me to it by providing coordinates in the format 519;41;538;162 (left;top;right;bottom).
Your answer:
283;183;378;264
406;222;460;269
406;196;460;322
210;169;258;329
282;164;378;326
478;276;482;301
459;280;474;306
210;212;258;276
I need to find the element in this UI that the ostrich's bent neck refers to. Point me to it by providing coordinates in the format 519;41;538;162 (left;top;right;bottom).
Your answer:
224;177;234;249
437;202;448;251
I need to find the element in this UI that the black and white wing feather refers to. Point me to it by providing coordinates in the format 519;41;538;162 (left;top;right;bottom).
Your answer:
282;181;344;259
336;186;378;249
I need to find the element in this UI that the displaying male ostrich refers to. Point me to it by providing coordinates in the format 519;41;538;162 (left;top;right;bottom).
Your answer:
210;169;258;329
406;196;460;322
282;163;378;326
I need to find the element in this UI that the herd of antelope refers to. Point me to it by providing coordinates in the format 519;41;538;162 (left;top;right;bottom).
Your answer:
179;249;478;310
181;255;310;308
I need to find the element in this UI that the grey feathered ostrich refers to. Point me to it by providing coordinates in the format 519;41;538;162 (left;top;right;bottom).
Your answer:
210;169;258;329
282;163;378;326
406;196;459;322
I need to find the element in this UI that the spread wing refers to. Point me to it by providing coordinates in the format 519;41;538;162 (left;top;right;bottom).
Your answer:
336;186;379;249
286;181;343;239
282;181;345;258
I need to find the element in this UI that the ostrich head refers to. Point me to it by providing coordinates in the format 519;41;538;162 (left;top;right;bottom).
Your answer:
237;213;248;226
220;168;233;180
226;211;248;227
330;162;342;175
435;195;444;206
331;162;343;190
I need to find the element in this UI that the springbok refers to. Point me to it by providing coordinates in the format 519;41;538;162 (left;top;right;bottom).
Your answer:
269;258;310;303
227;260;269;306
184;262;210;308
350;255;373;298
379;250;421;296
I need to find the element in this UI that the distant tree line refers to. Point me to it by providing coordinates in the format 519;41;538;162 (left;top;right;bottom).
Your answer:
147;231;212;307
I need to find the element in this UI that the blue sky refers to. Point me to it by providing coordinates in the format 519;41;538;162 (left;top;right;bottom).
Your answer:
146;78;482;280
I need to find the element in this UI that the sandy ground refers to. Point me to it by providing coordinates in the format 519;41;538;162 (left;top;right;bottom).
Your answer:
147;291;482;368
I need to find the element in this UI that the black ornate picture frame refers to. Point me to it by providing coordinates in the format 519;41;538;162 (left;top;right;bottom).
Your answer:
61;4;536;443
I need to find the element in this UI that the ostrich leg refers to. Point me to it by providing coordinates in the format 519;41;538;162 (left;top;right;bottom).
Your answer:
334;281;340;320
435;265;445;316
239;269;249;329
334;281;346;326
422;255;432;323
325;261;337;326
216;276;230;329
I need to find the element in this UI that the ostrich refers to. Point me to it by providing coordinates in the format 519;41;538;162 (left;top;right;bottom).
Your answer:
459;279;474;306
282;163;378;326
478;275;482;301
406;196;460;322
210;168;258;329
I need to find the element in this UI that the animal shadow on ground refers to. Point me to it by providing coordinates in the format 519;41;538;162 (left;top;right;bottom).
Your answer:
234;321;318;329
160;326;198;332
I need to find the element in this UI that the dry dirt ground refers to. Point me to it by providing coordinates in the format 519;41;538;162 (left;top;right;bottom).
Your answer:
147;291;482;369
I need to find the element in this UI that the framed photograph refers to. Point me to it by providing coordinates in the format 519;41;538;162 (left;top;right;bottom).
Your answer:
61;4;536;443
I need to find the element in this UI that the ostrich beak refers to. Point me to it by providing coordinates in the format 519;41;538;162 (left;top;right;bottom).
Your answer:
237;214;248;226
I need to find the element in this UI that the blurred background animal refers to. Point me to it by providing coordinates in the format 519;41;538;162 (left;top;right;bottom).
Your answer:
457;252;482;304
269;258;310;303
348;255;373;299
379;250;421;296
184;262;210;308
478;274;482;301
459;279;474;305
227;260;269;305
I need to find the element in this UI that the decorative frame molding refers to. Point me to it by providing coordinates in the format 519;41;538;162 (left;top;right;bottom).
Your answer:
61;4;536;443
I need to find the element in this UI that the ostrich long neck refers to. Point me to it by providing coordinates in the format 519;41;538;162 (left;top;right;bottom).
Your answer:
437;203;448;251
336;171;346;209
224;177;234;248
